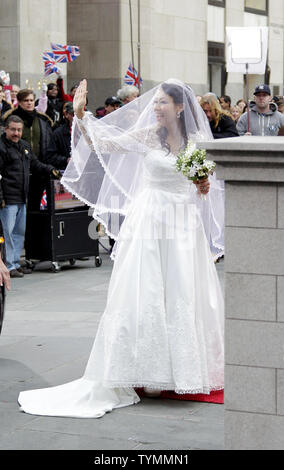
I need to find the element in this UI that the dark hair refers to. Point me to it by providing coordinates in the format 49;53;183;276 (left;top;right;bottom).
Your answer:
157;83;191;153
17;89;36;102
5;115;24;127
105;96;121;106
64;102;74;114
236;99;246;105
220;95;231;105
47;83;57;91
70;83;79;93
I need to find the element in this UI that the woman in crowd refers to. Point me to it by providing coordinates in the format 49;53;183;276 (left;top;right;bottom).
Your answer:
236;99;247;114
200;94;239;139
231;105;242;124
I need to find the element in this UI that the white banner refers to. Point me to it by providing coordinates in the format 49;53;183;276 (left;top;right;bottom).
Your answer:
226;27;268;74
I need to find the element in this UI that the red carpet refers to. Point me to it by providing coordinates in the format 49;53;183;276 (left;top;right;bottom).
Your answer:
136;388;224;404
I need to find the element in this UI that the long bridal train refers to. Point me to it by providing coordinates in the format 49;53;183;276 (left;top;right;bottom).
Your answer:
18;148;224;419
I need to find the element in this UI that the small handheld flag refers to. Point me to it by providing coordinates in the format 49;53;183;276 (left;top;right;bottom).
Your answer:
124;63;142;88
51;43;80;63
42;52;59;76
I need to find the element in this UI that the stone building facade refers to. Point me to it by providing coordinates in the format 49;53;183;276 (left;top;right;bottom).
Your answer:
0;0;283;110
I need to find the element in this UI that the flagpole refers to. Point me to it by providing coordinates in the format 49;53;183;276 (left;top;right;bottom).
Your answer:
129;0;135;70
137;0;142;93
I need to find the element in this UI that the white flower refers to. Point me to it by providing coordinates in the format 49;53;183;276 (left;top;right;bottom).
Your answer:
184;142;196;158
189;168;197;178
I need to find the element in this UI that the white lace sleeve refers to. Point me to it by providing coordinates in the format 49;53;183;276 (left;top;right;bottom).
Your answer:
76;114;96;151
76;113;157;154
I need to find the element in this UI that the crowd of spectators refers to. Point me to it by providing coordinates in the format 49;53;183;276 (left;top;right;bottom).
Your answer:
202;86;284;137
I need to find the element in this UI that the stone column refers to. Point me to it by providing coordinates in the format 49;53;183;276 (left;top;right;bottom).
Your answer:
199;136;284;450
0;0;66;93
0;0;19;85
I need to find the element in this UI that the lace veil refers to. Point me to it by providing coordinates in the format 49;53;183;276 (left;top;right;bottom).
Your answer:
61;78;224;258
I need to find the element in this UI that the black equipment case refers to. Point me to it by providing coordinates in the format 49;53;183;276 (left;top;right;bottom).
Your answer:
25;175;102;272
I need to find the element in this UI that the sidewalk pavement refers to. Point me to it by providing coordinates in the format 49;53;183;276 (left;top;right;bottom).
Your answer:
0;251;224;450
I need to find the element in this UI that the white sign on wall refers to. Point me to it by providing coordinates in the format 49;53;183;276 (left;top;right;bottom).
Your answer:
226;27;268;74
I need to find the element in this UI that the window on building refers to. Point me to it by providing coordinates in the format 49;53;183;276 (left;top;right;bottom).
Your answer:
208;0;225;7
208;42;226;96
245;0;268;15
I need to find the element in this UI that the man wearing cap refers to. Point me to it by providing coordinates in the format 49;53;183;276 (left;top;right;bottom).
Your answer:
45;102;74;170
237;84;284;136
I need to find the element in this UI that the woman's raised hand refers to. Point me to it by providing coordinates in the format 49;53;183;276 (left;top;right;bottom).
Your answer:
73;79;88;119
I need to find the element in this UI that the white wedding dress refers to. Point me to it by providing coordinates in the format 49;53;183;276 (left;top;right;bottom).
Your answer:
18;147;224;418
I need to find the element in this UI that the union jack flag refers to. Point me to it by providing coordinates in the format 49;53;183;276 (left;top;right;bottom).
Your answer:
40;190;47;210
124;63;142;88
42;52;59;76
51;43;80;63
42;52;55;62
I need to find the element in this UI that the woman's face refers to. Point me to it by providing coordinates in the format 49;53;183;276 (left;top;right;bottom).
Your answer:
11;85;19;101
153;89;183;128
237;100;246;112
231;107;241;121
124;92;139;104
48;85;58;99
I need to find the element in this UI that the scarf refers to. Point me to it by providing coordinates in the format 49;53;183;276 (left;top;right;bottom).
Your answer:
14;106;37;128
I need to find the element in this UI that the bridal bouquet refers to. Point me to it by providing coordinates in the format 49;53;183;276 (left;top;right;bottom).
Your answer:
175;140;216;199
176;140;216;181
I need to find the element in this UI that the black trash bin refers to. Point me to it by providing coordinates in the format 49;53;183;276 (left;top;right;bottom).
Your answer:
25;175;102;272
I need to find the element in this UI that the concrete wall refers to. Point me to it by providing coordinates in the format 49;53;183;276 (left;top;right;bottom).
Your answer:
268;0;284;94
120;0;208;94
67;0;208;111
149;0;208;94
0;0;66;98
67;0;121;111
19;0;67;91
0;0;20;86
199;136;284;449
2;0;284;110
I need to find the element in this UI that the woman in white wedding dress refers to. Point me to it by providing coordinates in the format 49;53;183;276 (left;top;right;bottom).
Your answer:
18;79;224;418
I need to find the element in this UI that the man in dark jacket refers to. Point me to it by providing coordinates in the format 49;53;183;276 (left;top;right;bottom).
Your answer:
0;116;59;277
45;102;74;169
3;88;54;210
